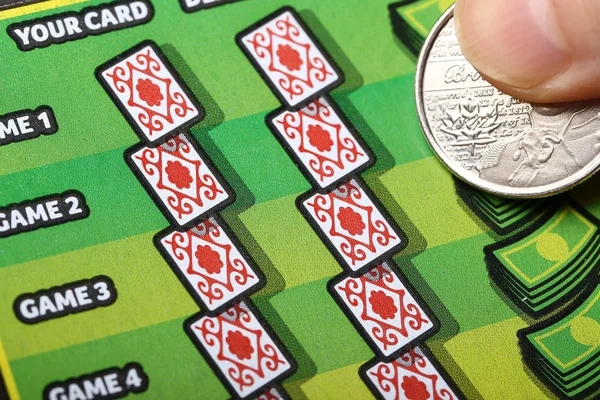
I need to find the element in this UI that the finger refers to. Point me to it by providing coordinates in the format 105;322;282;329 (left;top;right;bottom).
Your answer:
454;0;600;103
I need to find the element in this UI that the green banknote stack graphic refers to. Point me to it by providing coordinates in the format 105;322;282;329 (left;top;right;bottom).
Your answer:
484;202;600;317
455;181;559;235
519;285;600;398
388;0;454;56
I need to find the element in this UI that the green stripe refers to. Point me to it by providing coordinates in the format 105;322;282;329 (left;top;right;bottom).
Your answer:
0;147;165;268
409;233;517;333
379;158;486;249
9;276;372;398
5;229;525;393
0;155;519;365
0;74;424;268
0;215;354;362
0;232;197;360
443;318;552;399
0;190;352;361
258;277;372;377
297;362;372;400
9;233;521;396
5;230;520;372
345;74;429;168
198;113;310;206
238;194;340;289
10;317;229;400
0;0;416;176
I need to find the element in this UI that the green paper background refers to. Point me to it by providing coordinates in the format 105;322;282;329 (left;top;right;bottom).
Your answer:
1;0;600;399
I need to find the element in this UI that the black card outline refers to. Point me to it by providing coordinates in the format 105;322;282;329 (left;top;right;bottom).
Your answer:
517;279;600;400
484;199;600;318
296;175;407;275
327;259;440;362
359;345;464;400
153;214;265;316
179;0;243;13
265;94;375;193
184;298;298;400
256;384;291;400
124;131;235;230
235;6;345;111
95;40;206;146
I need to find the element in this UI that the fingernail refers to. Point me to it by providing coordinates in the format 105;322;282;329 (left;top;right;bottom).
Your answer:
455;0;571;88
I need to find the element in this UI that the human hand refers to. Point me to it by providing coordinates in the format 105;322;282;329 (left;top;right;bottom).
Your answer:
454;0;600;103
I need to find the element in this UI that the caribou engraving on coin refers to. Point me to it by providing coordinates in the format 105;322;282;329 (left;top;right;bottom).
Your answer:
416;7;600;197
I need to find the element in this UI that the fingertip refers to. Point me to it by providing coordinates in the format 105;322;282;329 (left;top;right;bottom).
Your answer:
455;0;571;90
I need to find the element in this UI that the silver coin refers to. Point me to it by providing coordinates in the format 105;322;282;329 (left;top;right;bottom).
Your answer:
416;6;600;198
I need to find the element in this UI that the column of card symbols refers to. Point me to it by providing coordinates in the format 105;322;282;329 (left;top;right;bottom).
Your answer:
96;40;296;400
237;7;463;400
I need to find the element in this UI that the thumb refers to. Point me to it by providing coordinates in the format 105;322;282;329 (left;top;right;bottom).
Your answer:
454;0;600;103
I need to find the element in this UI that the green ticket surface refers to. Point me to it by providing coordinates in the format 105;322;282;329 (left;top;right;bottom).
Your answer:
1;0;600;399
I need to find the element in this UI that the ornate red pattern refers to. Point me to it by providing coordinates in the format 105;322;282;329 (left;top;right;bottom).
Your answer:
276;44;303;71
338;206;366;236
275;98;365;184
369;289;397;320
226;330;254;361
367;348;457;400
194;244;224;275
163;219;255;307
106;48;194;138
337;264;429;352
165;160;194;190
257;388;285;400
306;180;398;267
194;302;289;394
135;135;224;221
306;124;333;152
402;376;431;400
246;13;333;101
136;78;164;107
